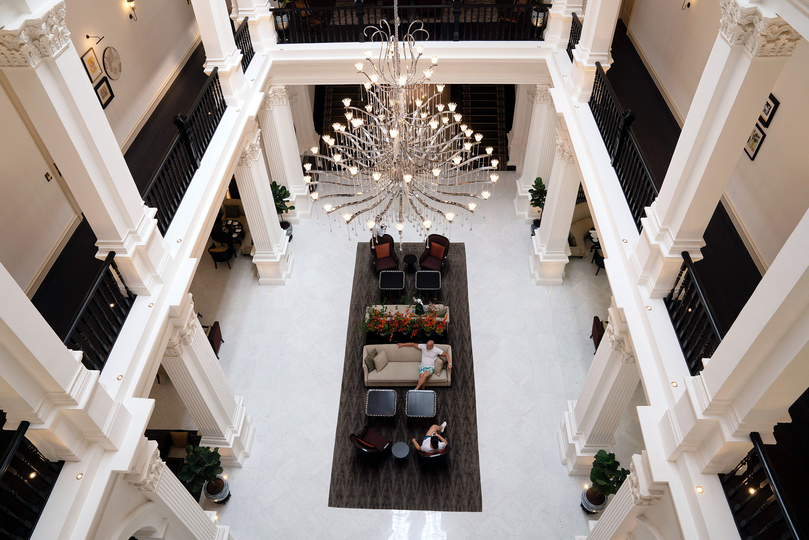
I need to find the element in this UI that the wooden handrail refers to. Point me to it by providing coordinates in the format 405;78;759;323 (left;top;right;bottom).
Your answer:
62;251;119;345
680;251;724;339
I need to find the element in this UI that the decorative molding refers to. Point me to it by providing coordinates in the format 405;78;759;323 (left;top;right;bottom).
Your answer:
262;86;290;109
163;300;199;357
238;136;263;167
628;461;661;507
606;322;635;364
0;1;71;68
532;84;552;105
129;447;164;492
555;135;575;164
719;0;801;57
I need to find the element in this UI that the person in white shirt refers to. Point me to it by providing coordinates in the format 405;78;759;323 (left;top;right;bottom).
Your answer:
397;340;451;389
412;421;448;454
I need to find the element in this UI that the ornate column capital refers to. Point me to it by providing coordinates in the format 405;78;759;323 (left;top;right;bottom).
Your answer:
531;84;553;105
239;134;263;167
262;86;290;110
719;0;801;57
0;1;71;68
164;299;199;357
628;460;662;506
128;446;165;492
606;323;636;364
555;135;575;164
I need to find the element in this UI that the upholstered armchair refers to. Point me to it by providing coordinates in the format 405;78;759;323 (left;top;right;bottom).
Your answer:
371;234;398;272
419;234;449;272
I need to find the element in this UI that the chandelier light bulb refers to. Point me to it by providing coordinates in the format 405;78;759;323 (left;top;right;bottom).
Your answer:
355;62;364;72
468;202;477;211
349;166;358;175
464;142;472;150
421;112;428;118
445;212;455;222
304;163;311;171
491;159;499;167
475;133;483;142
370;74;378;83
372;172;382;181
342;98;351;107
490;173;499;183
429;120;439;129
416;45;424;54
403;174;413;183
396;222;404;231
304;175;311;183
442;116;449;124
423;219;432;229
311;191;319;200
351;118;363;127
324;204;333;212
365;104;372;111
327;138;335;146
448;102;457;112
486;147;493;154
364;50;372;59
364;82;371;90
436;84;445;92
453;113;462;122
397;75;407;85
482;190;491;200
452;156;461;165
431;56;438;65
460;124;467;131
367;220;375;230
345;113;353;121
311;146;318;154
416;99;423;107
343;213;352;222
423;69;433;79
432;168;441;177
332;122;341;131
437;104;445;112
465;129;474;137
334;154;342;162
389;129;399;138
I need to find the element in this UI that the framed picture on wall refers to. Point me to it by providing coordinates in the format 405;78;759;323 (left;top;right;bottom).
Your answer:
94;77;115;109
744;124;766;161
80;48;104;83
759;94;780;127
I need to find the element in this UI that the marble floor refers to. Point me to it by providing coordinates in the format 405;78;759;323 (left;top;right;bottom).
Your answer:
177;172;645;539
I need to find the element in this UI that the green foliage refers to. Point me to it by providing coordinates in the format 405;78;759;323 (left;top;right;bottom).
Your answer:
178;446;223;493
529;177;547;209
271;181;296;215
589;450;629;497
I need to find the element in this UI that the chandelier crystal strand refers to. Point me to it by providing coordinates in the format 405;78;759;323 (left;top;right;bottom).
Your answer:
305;0;498;235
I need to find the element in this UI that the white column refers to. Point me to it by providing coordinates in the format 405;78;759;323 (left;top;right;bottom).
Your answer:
257;86;313;221
559;300;639;475
162;294;255;467
632;0;801;297
661;206;809;473
569;0;621;101
507;84;533;174
529;132;581;285
288;85;321;156
0;262;129;462
125;441;232;540
190;0;246;105
231;0;278;53
0;2;168;296
581;453;665;540
235;125;294;285
514;85;557;221
544;0;584;49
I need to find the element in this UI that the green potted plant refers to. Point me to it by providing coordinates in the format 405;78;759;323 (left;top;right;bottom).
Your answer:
271;180;295;240
581;450;628;514
529;177;546;235
178;446;230;504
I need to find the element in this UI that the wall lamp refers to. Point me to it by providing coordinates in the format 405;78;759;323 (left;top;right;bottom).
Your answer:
86;35;104;44
127;0;138;21
682;0;691;9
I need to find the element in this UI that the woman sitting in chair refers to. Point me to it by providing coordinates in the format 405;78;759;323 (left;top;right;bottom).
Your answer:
412;421;447;454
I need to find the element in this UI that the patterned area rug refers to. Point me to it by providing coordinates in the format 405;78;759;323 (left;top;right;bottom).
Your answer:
328;242;482;512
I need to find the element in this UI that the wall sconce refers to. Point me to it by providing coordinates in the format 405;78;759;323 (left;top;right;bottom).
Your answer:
682;0;691;9
85;35;105;44
127;0;138;21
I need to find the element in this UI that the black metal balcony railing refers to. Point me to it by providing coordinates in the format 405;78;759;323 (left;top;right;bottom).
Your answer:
144;68;227;235
0;421;64;540
272;3;550;44
589;62;658;232
663;252;723;375
720;433;801;540
234;17;255;73
567;12;582;61
63;252;136;372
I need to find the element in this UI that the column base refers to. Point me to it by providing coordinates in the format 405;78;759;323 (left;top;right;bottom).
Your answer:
513;179;541;222
529;237;569;285
254;235;294;286
204;49;246;106
285;187;313;223
558;401;611;475
200;396;255;468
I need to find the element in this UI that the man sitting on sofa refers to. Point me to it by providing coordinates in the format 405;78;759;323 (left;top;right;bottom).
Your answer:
397;340;451;389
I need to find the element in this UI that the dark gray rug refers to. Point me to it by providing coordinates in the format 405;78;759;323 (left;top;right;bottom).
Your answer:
328;242;482;512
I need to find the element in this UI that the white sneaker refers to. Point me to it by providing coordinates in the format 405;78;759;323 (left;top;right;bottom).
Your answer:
440;421;447;432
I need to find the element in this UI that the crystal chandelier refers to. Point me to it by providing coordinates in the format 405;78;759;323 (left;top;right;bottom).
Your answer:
303;1;499;241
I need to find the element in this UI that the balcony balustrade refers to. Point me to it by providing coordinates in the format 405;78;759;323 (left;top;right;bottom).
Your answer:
566;12;581;61
234;17;255;73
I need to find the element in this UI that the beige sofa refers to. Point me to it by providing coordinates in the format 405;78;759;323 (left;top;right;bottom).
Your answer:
362;344;452;387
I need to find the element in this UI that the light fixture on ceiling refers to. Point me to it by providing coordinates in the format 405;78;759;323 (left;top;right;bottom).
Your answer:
302;0;498;242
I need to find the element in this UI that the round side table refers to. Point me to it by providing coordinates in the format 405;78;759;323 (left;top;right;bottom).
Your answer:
403;254;418;273
392;442;410;459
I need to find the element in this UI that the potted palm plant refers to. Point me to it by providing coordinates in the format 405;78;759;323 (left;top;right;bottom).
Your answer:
581;450;628;514
178;446;230;504
529;177;546;235
271;180;295;241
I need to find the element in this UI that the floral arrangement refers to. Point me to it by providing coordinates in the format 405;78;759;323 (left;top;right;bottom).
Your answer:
361;304;448;339
360;307;390;335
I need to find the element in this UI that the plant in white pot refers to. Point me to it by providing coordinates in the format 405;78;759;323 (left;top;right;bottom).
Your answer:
529;177;546;235
178;446;230;504
271;180;295;241
581;450;628;514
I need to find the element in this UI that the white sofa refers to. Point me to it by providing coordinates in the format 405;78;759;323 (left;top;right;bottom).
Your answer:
362;343;452;387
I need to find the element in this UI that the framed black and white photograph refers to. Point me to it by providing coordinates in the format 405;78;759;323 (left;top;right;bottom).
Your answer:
744;124;766;161
94;77;115;109
80;47;103;83
102;47;122;80
759;93;780;127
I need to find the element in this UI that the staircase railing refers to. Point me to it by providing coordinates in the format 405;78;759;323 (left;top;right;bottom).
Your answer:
0;422;64;540
589;62;658;231
567;12;582;61
144;68;227;235
720;433;802;540
272;3;549;44
663;252;723;375
63;252;136;372
234;17;255;72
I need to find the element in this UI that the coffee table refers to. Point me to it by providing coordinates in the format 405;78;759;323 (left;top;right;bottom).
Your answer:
415;270;441;292
406;389;436;418
403;254;418;273
392;442;410;459
379;270;405;291
366;389;396;417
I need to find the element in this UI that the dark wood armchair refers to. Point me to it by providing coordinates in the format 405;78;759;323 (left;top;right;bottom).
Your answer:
371;234;399;272
351;427;390;453
419;234;449;272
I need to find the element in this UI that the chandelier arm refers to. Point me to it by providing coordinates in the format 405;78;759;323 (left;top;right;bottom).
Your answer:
410;185;474;212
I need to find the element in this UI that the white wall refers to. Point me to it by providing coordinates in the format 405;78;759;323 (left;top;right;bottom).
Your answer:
627;0;720;121
0;84;78;293
724;40;809;267
65;0;199;148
